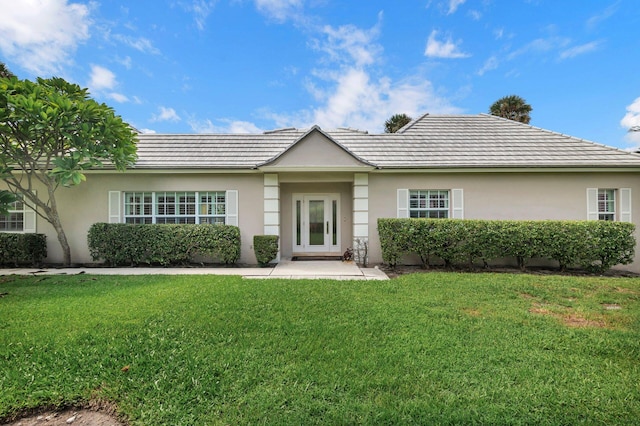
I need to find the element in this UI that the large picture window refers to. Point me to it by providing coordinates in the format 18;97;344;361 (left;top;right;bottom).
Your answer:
409;190;449;218
123;191;227;224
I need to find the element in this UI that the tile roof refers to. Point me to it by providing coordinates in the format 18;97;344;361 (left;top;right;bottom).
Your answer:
133;114;640;169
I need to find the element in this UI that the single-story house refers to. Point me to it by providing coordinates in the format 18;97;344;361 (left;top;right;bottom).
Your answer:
3;113;640;271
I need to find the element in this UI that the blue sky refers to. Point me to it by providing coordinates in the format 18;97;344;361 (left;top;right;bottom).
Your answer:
1;0;640;149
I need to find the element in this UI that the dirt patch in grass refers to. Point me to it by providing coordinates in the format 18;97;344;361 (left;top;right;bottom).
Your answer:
561;314;606;328
462;308;482;316
4;399;125;426
529;302;608;329
602;303;622;310
4;409;124;426
529;306;552;315
615;287;640;295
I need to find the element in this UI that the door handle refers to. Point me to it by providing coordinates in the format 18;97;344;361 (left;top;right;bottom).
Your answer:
326;221;329;234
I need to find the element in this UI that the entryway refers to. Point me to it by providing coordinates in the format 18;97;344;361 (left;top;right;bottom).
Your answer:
268;258;388;280
292;193;341;255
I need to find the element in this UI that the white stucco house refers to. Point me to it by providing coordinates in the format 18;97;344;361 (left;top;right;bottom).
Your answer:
3;113;640;270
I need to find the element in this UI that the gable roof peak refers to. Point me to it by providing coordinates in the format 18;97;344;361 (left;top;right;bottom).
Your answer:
396;112;430;134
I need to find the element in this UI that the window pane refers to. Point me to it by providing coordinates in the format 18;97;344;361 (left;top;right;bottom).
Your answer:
124;191;225;225
200;217;225;225
296;200;301;246
597;189;615;221
332;200;337;246
0;212;24;231
409;190;449;219
124;192;153;222
308;200;325;246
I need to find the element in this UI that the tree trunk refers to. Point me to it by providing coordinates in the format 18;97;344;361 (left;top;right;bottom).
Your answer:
44;184;72;266
50;212;72;266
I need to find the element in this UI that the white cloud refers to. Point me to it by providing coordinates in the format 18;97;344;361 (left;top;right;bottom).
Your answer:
587;3;619;29
179;0;217;30
139;128;157;134
257;13;460;133
468;10;481;20
447;0;466;14
313;70;460;131
89;65;116;91
559;41;601;60
621;97;640;145
254;0;303;23
477;56;499;76
424;30;470;59
268;68;460;132
318;18;382;67
112;34;160;55
116;55;132;69
108;93;129;103
508;36;570;60
0;0;90;75
151;107;181;122
87;65;130;103
188;118;262;133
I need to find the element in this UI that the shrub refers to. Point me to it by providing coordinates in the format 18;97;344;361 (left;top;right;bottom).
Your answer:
0;233;47;266
88;223;241;266
253;235;279;266
377;218;635;273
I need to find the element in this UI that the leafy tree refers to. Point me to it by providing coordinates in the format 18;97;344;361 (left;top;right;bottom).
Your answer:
489;95;532;124
384;113;413;133
0;76;138;265
0;62;15;79
0;190;16;216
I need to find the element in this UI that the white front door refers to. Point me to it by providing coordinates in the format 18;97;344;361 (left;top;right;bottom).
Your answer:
293;194;340;253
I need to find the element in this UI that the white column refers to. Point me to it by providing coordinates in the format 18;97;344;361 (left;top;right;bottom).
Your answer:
263;174;280;261
352;173;369;264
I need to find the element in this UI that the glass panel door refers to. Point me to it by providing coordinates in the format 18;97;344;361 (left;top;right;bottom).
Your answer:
308;199;325;246
293;194;340;253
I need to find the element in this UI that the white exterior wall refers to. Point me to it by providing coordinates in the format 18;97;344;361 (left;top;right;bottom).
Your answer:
5;172;265;265
3;169;640;273
367;171;640;272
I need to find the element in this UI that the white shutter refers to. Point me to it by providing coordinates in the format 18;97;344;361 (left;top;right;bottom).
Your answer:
108;191;122;223
451;188;464;219
397;189;409;218
620;188;632;223
23;191;36;233
586;188;598;220
226;190;238;226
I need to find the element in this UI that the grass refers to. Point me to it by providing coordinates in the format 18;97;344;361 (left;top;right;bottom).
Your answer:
1;272;640;425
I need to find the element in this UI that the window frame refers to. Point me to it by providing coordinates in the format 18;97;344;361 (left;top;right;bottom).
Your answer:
0;197;26;232
597;189;616;221
408;189;450;219
123;191;227;225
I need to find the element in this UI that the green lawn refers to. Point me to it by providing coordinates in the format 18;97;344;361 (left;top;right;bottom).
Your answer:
1;272;639;425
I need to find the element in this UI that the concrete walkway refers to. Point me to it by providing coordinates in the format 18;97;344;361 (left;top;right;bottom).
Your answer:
0;259;389;280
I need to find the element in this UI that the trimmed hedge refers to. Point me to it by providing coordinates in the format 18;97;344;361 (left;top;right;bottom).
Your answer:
0;233;47;266
378;219;636;273
88;223;241;266
253;235;279;266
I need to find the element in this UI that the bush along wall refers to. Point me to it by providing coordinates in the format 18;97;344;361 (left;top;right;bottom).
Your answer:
253;235;279;266
378;218;636;273
88;223;241;266
0;233;47;267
